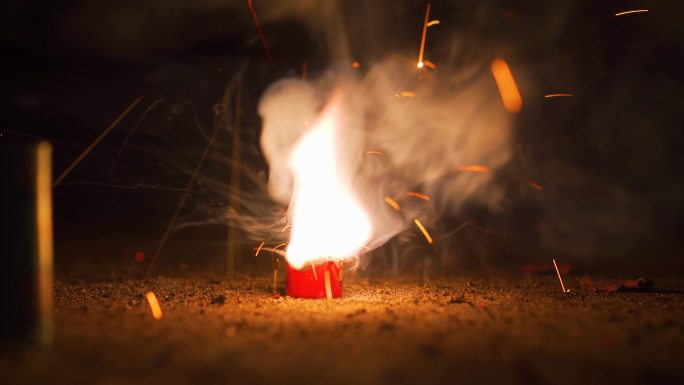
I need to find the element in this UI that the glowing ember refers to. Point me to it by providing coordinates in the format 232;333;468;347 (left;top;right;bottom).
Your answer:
459;165;490;173
285;102;372;269
145;291;163;320
414;219;433;244
352;61;361;69
490;58;523;113
384;196;401;211
399;91;416;98
615;9;648;17
544;93;574;98
407;192;430;201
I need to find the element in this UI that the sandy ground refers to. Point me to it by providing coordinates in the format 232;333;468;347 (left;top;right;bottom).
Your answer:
1;272;683;385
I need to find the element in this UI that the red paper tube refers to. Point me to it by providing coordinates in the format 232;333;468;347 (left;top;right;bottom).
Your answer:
286;261;342;299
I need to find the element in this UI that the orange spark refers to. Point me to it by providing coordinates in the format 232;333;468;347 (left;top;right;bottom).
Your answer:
459;165;490;173
324;270;333;300
384;196;401;211
399;91;416;98
427;20;440;27
273;243;286;250
544;93;574;98
491;58;523;113
422;60;436;70
526;181;543;190
255;241;265;256
615;9;648;17
281;225;290;232
417;3;431;68
247;0;273;66
552;259;569;293
352;61;361;69
301;61;308;80
414;219;433;244
366;150;383;155
145;291;163;320
407;192;431;201
311;263;318;281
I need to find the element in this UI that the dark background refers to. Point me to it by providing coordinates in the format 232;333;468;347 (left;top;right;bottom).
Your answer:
3;0;683;277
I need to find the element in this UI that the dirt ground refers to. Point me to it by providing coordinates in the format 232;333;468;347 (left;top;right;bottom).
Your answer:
1;271;683;385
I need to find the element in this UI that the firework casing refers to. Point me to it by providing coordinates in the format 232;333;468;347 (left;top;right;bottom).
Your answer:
0;139;53;344
286;261;342;299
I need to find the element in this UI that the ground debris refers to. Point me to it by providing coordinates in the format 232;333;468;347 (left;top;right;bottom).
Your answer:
580;276;654;292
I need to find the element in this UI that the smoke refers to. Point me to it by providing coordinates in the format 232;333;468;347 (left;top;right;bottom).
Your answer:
258;40;512;260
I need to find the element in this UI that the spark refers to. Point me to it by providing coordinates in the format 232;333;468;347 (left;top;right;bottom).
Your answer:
145;291;163;320
491;58;523;113
255;241;265;256
366;150;383;155
384;196;401;211
324;270;333;300
427;20;440;27
247;0;273;66
511;175;543;190
53;96;144;188
273;243;286;250
417;3;431;68
281;225;290;232
422;60;436;70
414;219;433;244
407;192;431;201
311;263;318;281
399;91;416;98
544;93;574;98
615;9;648;17
459;165;490;173
552;259;569;293
352;61;361;68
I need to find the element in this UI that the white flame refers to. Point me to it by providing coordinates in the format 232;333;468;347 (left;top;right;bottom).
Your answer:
285;102;372;269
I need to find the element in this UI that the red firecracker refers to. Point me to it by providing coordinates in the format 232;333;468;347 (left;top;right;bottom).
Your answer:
286;261;342;299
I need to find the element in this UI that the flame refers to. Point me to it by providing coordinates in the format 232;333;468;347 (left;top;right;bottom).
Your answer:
285;101;372;269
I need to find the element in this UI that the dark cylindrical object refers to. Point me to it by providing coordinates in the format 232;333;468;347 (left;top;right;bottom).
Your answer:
0;138;53;344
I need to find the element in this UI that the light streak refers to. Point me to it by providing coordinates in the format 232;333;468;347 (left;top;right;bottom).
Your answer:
366;151;383;155
615;9;648;17
255;241;265;256
399;91;416;98
145;291;163;320
407;192;431;201
414;219;433;244
491;58;523;113
324;270;333;300
552;259;569;293
459;165;490;173
422;60;436;69
544;93;574;98
384;196;401;211
54;96;144;187
427;20;440;27
247;0;274;66
417;3;431;68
